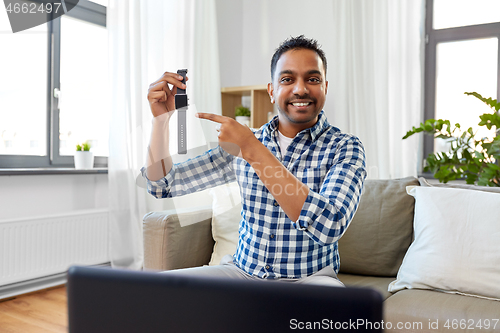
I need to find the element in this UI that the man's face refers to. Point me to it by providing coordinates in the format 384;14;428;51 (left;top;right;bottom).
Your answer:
268;49;328;128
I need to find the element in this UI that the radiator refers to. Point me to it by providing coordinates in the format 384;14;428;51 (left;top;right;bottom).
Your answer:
0;209;109;286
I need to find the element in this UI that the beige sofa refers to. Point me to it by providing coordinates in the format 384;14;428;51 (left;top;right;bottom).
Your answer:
143;177;500;333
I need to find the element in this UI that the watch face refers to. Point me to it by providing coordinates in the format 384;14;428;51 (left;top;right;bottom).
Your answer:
175;94;188;109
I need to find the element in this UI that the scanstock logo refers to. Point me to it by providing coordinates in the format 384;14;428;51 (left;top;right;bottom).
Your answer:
3;0;79;33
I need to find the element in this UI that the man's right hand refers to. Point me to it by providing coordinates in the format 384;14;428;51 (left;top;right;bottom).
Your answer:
147;71;188;118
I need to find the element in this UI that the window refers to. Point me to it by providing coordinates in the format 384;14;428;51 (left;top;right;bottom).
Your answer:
0;16;47;158
424;0;500;169
59;15;109;158
0;0;108;168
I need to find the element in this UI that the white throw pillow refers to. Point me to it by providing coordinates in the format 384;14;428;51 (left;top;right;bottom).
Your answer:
207;182;242;266
388;186;500;301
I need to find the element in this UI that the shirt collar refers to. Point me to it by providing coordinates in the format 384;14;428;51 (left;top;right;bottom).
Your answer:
266;110;330;142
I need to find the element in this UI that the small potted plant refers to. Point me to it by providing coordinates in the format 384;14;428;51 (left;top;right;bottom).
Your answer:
235;105;251;126
74;141;94;169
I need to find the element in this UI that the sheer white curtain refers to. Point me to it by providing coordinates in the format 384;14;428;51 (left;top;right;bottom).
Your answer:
107;0;221;269
331;0;425;179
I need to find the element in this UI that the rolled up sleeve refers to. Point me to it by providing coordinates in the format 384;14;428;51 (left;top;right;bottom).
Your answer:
140;145;236;199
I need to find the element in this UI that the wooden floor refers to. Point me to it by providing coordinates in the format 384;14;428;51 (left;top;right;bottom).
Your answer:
0;286;68;333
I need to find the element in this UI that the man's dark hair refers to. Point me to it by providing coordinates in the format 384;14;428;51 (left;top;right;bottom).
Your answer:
270;35;327;81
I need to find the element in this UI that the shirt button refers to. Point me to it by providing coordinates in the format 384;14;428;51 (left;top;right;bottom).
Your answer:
274;201;278;207
265;265;270;270
270;234;275;239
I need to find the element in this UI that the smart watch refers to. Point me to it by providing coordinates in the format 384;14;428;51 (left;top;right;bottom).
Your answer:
175;69;188;154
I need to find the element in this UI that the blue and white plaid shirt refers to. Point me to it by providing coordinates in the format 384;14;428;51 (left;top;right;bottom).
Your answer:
142;111;366;279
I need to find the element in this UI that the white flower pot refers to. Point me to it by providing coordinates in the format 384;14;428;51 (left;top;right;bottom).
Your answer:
74;151;94;169
236;116;250;127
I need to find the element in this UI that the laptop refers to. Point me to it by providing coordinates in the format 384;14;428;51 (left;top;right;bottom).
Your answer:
67;265;383;333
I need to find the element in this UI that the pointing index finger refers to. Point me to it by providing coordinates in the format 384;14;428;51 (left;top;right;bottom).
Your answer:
195;113;228;123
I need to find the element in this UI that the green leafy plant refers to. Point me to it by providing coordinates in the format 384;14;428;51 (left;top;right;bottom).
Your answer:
76;141;91;152
235;105;251;117
403;92;500;186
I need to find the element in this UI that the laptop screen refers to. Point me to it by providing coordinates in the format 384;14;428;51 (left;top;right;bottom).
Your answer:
67;265;383;333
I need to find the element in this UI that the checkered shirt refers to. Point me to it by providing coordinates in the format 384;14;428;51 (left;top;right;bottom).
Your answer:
141;111;366;279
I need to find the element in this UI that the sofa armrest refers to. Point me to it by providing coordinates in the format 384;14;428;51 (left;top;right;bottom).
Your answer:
143;205;214;271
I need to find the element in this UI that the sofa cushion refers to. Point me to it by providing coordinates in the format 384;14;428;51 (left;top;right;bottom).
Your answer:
143;207;214;271
384;290;500;332
338;177;419;277
388;186;500;301
337;273;395;300
208;182;242;266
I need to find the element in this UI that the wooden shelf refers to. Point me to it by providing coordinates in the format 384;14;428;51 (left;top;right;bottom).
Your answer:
221;85;274;128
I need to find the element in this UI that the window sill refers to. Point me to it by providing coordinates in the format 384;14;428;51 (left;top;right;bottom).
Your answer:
417;172;434;180
0;168;108;176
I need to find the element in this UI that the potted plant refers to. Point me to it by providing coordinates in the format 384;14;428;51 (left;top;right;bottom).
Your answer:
74;141;94;169
235;105;251;126
403;92;500;186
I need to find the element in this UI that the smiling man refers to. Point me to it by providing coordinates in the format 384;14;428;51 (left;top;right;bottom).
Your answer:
142;35;366;287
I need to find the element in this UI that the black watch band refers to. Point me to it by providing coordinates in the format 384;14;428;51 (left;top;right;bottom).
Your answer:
175;69;188;101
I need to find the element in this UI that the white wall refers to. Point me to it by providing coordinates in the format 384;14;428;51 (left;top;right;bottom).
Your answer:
0;174;108;221
216;0;337;121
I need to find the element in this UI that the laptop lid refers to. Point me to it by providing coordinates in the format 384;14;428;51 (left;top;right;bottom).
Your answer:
67;265;383;333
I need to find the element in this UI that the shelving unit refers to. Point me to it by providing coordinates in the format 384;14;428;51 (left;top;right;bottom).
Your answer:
221;85;274;128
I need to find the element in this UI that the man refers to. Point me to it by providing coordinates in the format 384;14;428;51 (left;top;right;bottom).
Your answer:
142;35;366;287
